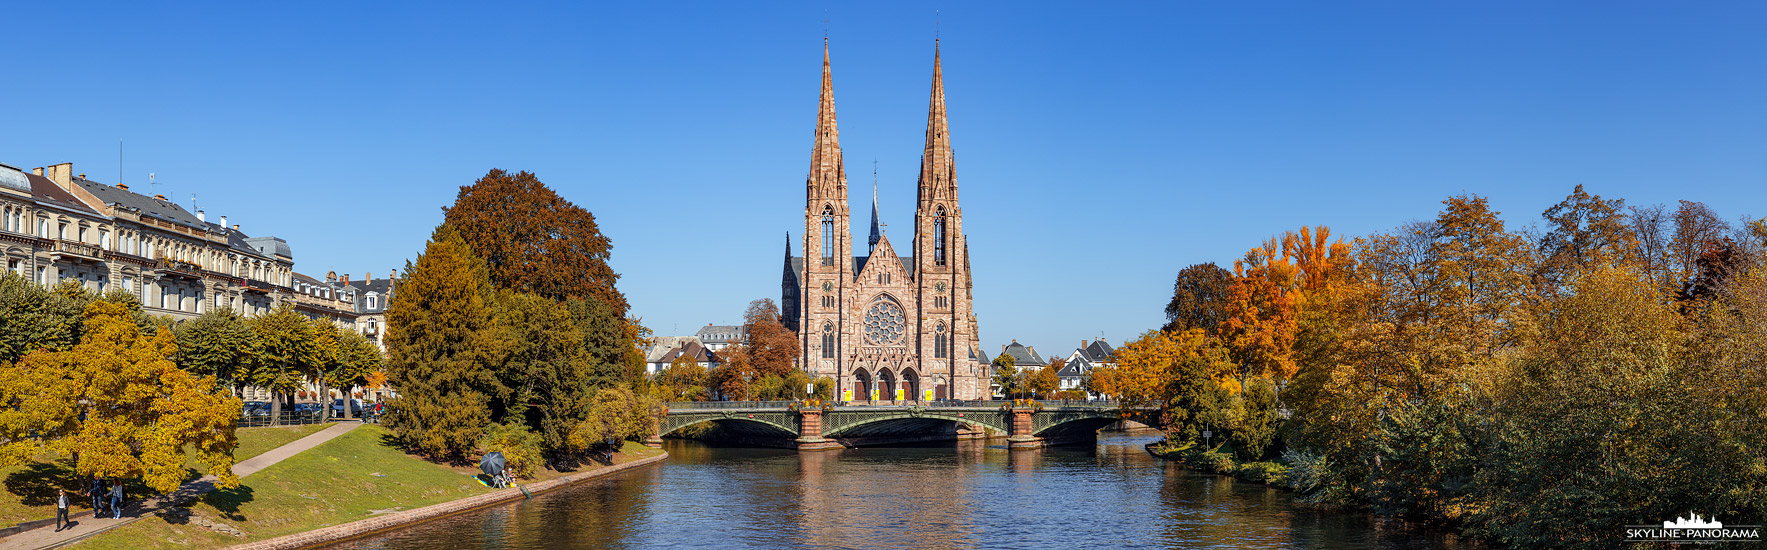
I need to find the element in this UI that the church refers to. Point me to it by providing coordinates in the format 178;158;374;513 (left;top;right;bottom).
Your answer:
781;39;988;402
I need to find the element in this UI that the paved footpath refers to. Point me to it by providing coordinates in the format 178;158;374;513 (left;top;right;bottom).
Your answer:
0;422;362;550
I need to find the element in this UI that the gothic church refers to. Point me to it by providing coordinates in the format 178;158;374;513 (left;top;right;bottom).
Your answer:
782;39;987;401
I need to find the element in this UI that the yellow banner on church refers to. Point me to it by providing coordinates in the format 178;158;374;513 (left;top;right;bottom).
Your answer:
870;389;879;401
843;389;853;401
924;389;934;401
894;389;905;401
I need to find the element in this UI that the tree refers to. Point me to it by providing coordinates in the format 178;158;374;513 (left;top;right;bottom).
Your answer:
493;291;591;450
990;353;1018;399
1162;263;1235;335
1028;357;1061;398
442;169;627;315
1629;203;1673;290
0;301;241;493
1222;239;1298;393
1424;194;1533;361
568;387;659;454
324;326;383;420
244;305;322;423
654;353;708;401
565;296;627;391
385;225;501;460
174;308;254;393
738;299;799;378
1536;185;1639;293
0;273;87;366
1671;200;1730;284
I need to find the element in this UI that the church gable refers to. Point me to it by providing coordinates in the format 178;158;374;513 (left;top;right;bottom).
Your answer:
857;234;909;285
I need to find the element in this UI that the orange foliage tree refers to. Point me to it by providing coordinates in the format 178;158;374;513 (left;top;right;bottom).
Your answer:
443;169;628;316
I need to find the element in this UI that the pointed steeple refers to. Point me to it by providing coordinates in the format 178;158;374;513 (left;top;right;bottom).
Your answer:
868;162;881;253
918;39;956;202
810;37;845;194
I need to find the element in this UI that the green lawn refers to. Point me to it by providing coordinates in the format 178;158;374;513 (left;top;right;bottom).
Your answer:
76;427;661;549
1;423;331;528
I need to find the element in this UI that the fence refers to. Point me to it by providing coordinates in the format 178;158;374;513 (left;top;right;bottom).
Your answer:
236;410;328;428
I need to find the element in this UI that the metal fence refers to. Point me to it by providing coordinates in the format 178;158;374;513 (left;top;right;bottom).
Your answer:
236;411;328;428
663;398;1143;411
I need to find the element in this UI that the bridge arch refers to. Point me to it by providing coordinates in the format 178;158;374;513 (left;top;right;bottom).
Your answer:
659;415;798;439
821;408;1011;437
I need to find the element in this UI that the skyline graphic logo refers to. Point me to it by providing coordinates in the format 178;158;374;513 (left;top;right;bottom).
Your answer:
1627;513;1760;544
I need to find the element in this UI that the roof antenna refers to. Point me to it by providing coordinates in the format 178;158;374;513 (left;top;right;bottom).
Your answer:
149;172;157;195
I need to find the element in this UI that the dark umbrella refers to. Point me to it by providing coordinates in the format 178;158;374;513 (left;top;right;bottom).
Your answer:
479;451;506;486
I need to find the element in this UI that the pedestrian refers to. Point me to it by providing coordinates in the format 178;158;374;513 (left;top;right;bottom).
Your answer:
54;488;70;531
108;479;123;519
88;477;104;515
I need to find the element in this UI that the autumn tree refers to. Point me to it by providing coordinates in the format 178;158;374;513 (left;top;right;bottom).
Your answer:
1221;238;1298;393
0;301;241;493
443;169;627;315
990;353;1018;399
1162;263;1235;335
737;298;799;378
1028;357;1061;398
385;225;501;460
1536;185;1639;293
174;308;254;394
654;353;708;401
568;387;660;454
1628;203;1674;290
1671;200;1730;283
1424;194;1533;362
564;296;629;391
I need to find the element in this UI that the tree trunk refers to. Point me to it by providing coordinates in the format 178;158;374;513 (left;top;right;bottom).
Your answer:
269;392;283;426
339;383;352;420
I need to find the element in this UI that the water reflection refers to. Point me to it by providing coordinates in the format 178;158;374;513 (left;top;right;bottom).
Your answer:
324;434;1475;549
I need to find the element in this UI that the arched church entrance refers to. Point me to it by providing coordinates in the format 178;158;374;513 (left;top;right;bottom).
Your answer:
878;369;897;402
902;369;920;402
854;369;873;402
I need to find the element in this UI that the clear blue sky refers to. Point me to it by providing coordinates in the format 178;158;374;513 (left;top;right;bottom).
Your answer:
5;2;1763;355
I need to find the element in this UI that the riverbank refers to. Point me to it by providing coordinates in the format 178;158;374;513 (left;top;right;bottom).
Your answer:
69;425;664;550
0;424;333;537
1144;439;1292;487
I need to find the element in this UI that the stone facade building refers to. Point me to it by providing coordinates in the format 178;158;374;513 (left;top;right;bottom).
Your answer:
781;40;987;402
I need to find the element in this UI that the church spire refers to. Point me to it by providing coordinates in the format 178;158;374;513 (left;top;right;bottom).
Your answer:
918;39;955;202
868;161;880;253
810;37;844;194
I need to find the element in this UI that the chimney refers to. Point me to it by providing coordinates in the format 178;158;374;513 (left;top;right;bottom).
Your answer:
344;274;350;285
232;224;240;232
365;272;372;284
197;209;206;223
43;163;72;189
32;167;42;176
219;215;227;229
117;183;129;190
77;173;85;180
153;194;166;200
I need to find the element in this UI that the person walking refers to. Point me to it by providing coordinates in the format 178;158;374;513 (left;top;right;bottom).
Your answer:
54;488;70;531
88;476;104;516
107;479;123;519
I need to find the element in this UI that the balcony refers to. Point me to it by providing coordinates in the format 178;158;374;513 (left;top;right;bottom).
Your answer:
50;240;104;264
242;278;276;294
153;258;207;281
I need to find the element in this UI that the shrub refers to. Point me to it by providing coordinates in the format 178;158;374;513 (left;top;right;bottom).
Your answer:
1234;462;1290;485
1282;448;1351;507
478;422;544;479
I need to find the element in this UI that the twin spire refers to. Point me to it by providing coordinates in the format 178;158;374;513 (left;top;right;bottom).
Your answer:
812;38;957;253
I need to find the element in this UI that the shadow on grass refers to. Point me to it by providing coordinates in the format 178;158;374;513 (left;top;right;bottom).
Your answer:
3;458;81;507
200;484;255;522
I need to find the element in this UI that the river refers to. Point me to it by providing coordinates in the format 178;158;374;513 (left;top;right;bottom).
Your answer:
323;432;1478;549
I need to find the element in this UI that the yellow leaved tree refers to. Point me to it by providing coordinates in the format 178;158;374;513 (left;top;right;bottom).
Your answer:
0;301;241;492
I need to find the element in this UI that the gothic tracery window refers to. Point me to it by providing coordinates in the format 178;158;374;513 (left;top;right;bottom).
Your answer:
934;323;948;358
821;322;835;358
862;300;906;346
933;207;947;266
821;205;836;266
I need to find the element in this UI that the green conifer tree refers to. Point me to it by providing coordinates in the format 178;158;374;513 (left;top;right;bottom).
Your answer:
385;225;500;460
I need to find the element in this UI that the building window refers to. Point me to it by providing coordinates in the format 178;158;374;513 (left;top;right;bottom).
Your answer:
934;324;947;358
821;322;835;358
367;295;378;310
934;207;947;266
820;206;836;267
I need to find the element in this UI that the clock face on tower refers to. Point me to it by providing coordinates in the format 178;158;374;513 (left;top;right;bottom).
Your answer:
863;300;907;346
934;281;947;293
821;281;834;292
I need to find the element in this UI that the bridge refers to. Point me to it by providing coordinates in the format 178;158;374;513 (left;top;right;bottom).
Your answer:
651;400;1160;451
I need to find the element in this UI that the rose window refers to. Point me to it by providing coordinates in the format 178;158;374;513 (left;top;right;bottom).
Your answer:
863;300;907;346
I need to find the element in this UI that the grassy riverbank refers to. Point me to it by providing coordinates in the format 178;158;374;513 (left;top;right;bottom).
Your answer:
76;424;662;549
1146;439;1292;488
0;423;333;528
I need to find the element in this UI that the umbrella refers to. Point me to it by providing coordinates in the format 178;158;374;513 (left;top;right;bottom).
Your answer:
480;451;506;478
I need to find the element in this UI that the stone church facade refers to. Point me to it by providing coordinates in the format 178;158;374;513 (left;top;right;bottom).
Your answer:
782;40;987;402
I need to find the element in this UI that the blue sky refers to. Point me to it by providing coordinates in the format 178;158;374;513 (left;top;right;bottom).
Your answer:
4;2;1764;355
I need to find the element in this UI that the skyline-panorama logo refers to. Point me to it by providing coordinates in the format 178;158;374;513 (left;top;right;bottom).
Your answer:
1626;513;1761;544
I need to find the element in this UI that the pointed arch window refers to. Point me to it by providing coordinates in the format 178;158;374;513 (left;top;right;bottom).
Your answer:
821;322;836;358
933;207;947;266
934;323;948;358
821;205;836;266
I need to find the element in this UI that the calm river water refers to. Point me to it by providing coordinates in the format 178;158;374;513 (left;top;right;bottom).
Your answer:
324;432;1478;549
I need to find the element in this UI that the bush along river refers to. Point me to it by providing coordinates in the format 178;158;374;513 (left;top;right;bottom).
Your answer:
323;431;1479;549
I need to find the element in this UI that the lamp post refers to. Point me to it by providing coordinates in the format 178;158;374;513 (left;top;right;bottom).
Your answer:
743;371;753;402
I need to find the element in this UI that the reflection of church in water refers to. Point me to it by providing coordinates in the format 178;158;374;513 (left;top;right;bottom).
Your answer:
782;39;988;401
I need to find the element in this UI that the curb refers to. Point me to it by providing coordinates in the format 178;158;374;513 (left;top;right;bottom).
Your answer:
224;451;670;550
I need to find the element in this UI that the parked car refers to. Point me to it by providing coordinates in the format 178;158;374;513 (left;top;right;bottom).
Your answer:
243;401;271;417
291;403;325;417
331;398;364;416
